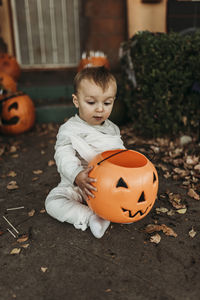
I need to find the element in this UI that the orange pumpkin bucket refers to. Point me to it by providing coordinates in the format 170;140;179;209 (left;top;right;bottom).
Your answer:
87;149;158;223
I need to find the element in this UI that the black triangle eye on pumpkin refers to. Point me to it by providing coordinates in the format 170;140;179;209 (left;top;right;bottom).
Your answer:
138;191;146;203
86;149;159;224
116;177;128;188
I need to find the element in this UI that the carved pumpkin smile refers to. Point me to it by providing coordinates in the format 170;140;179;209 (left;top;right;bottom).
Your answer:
87;149;159;223
122;202;152;219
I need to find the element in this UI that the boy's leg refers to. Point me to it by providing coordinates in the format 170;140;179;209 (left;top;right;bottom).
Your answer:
45;185;93;231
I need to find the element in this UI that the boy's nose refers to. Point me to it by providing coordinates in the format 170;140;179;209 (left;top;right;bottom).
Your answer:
96;104;104;112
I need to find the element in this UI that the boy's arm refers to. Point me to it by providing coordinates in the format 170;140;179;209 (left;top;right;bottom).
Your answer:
54;138;84;185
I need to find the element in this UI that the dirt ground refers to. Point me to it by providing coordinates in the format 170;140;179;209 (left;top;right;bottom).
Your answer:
0;122;200;300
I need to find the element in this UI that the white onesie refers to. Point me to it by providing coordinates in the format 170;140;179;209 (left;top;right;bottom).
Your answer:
45;114;125;231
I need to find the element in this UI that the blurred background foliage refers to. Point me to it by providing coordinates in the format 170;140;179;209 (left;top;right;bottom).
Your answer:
119;30;200;138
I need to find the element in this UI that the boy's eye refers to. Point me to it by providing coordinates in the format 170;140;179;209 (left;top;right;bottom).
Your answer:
104;102;111;106
87;101;95;105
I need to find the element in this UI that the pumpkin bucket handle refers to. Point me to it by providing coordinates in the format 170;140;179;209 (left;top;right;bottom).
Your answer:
97;149;128;165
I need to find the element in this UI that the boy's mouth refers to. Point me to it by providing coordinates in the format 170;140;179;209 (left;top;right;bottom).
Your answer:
93;116;103;121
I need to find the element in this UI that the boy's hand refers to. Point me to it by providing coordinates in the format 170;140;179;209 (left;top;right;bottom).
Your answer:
75;166;97;200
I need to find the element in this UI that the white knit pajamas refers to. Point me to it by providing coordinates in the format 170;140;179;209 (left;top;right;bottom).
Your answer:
45;114;125;232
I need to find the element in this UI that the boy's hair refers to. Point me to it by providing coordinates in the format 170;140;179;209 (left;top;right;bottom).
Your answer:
74;66;117;94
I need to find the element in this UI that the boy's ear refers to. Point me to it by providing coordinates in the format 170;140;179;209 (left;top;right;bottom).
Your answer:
72;94;79;108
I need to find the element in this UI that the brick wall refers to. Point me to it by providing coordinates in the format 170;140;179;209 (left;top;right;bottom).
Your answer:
80;0;127;70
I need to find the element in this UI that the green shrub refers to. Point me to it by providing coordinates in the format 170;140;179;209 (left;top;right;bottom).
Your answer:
119;30;200;138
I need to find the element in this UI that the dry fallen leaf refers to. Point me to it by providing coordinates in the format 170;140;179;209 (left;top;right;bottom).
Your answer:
41;267;48;273
105;289;112;293
186;156;199;166
150;233;161;244
168;193;186;209
194;164;200;171
21;243;30;249
32;177;39;181
28;209;35;217
167;210;175;216
188;188;200;200
33;169;43;175
156;207;169;214
144;224;177;237
7;171;17;177
176;208;187;214
7;181;19;190
10;248;21;255
17;234;29;243
10;145;17;153
173;168;189;177
48;160;55;167
189;228;197;238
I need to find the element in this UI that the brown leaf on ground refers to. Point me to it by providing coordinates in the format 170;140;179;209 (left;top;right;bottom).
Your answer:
156;207;169;214
48;160;55;167
173;168;189;177
33;169;43;175
32;177;39;181
194;164;200;171
176;208;187;214
144;224;177;237
189;228;197;238
7;181;19;190
28;209;35;217
9;145;17;153
10;248;21;255
188;188;200;200
21;243;29;249
150;233;161;244
17;234;29;243
168;193;186;209
41;267;48;273
186;156;199;166
7;171;17;177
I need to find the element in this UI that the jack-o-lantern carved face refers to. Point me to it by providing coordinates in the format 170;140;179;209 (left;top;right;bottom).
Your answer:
87;149;158;223
0;92;35;135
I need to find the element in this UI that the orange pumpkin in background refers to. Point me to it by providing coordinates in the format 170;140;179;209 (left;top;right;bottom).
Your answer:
0;92;35;135
0;71;17;99
0;53;21;81
78;51;110;72
87;149;158;223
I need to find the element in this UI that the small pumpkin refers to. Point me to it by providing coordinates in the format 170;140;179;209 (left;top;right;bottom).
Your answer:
78;51;110;72
87;149;158;223
0;92;35;135
0;53;21;81
0;71;17;99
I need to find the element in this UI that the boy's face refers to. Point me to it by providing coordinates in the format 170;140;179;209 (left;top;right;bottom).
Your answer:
72;78;116;126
